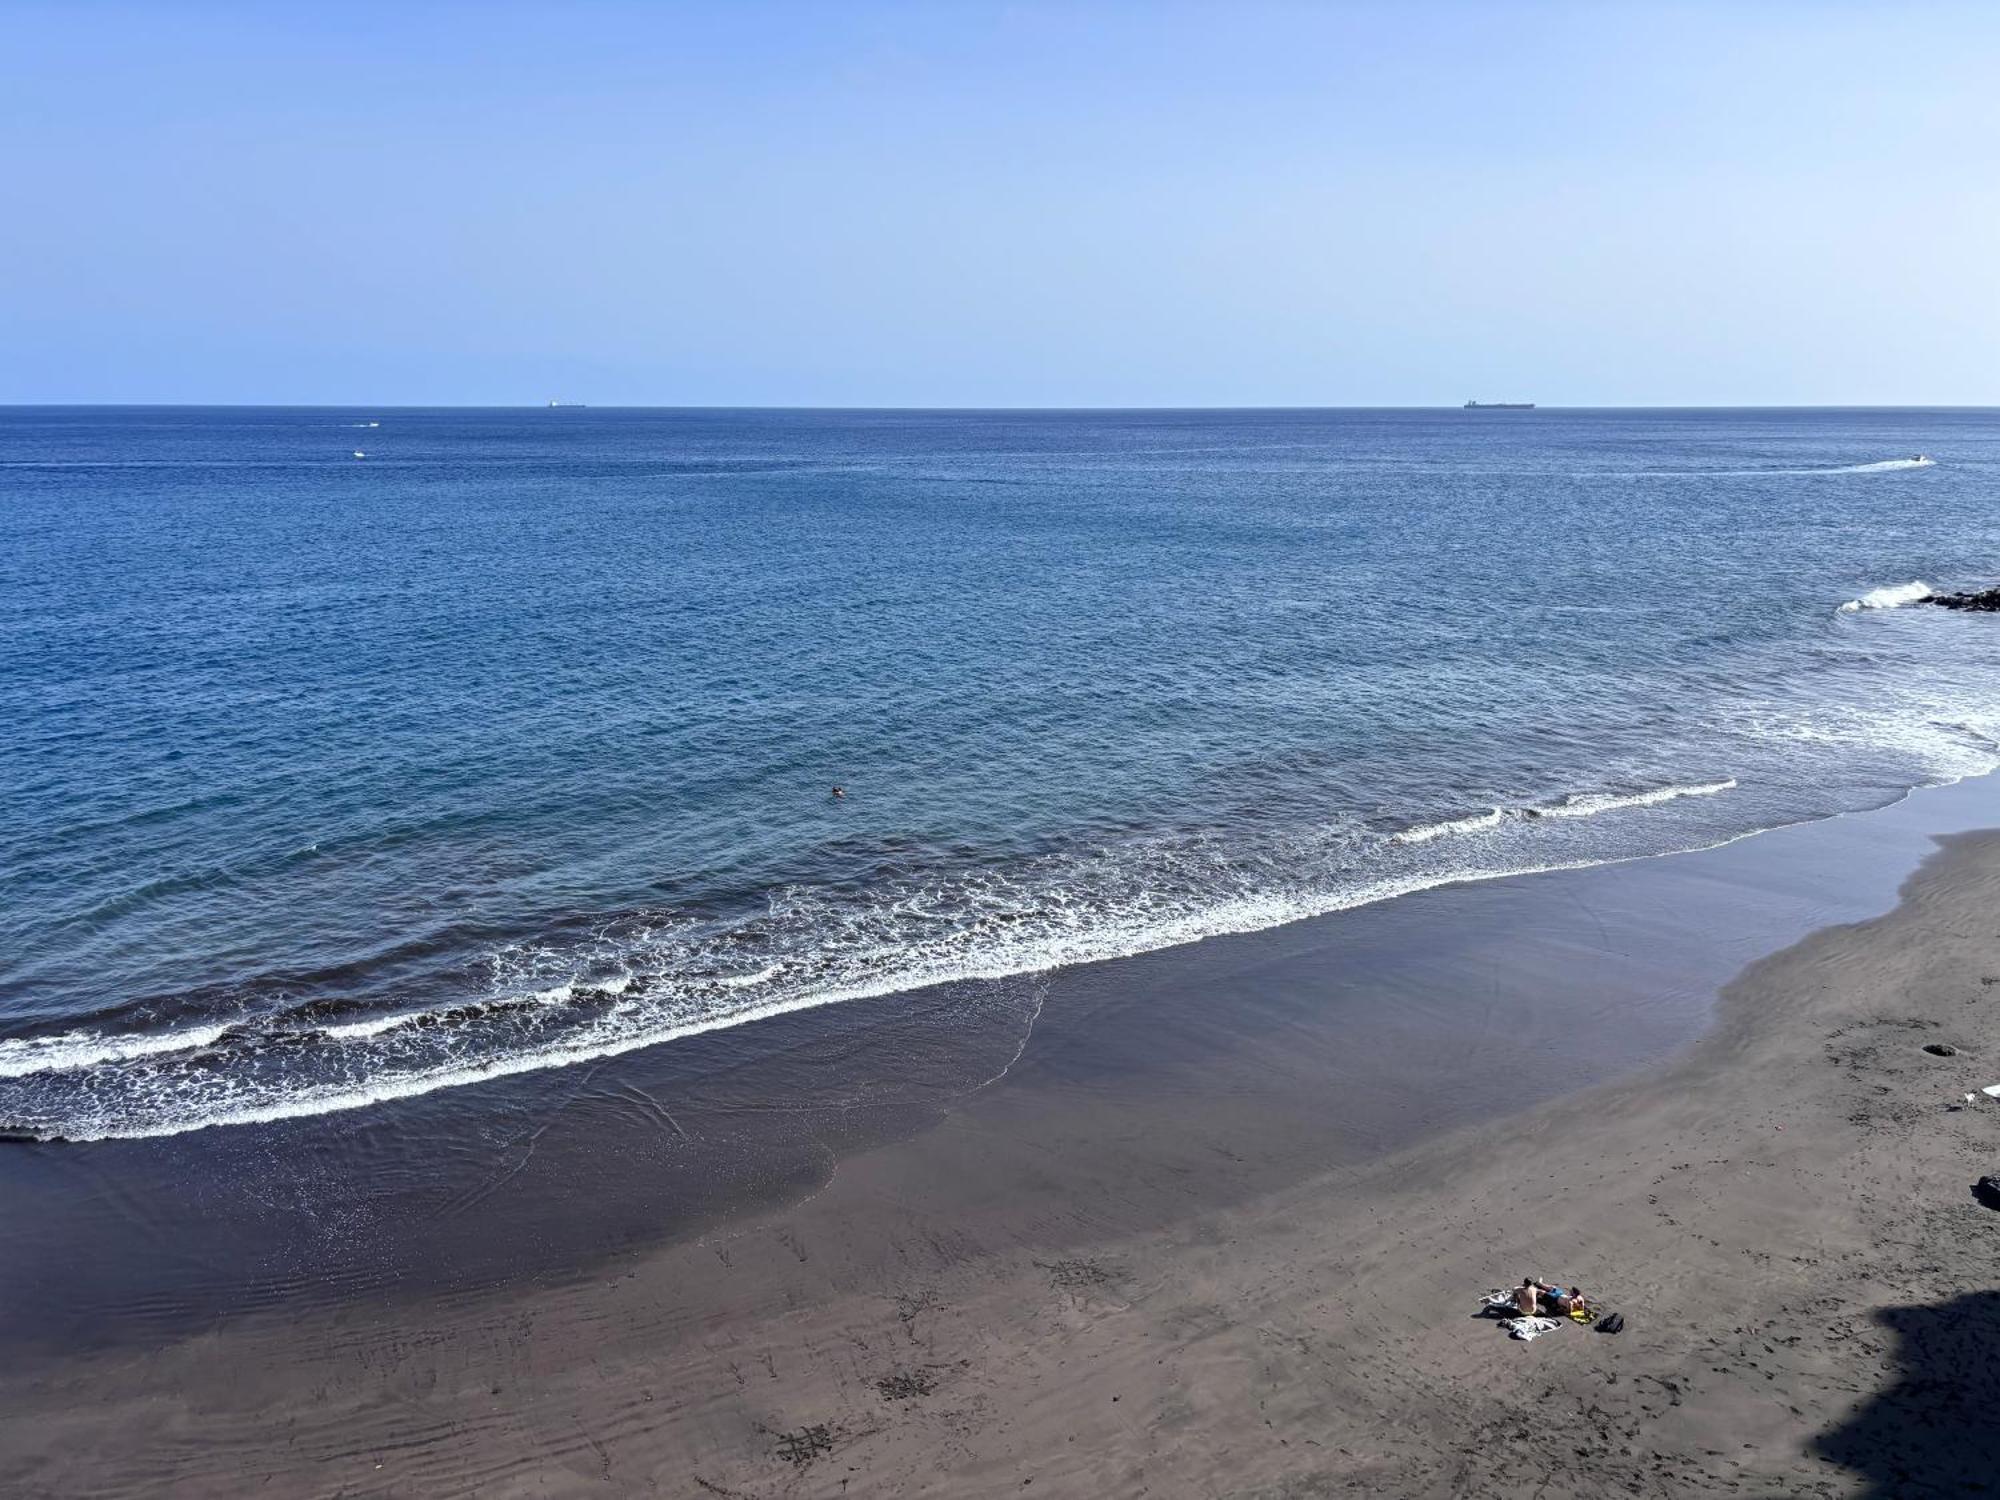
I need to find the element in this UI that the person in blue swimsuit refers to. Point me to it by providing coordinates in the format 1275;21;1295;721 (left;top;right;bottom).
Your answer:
1545;1284;1589;1316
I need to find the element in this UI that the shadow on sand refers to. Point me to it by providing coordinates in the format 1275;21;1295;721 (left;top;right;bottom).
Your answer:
1810;1288;2000;1496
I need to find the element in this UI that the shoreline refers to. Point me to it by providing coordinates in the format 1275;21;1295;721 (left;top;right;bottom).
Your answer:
6;772;1992;1354
0;771;1870;1151
6;773;2000;1494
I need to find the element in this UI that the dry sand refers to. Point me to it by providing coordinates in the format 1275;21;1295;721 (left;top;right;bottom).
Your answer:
8;826;2000;1497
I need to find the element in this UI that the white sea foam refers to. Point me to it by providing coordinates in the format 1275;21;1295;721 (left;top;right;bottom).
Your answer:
1541;779;1737;819
1732;693;2000;787
1391;780;1736;843
1746;458;1939;476
1841;457;1935;472
0;1022;232;1079
1391;808;1505;844
320;974;634;1044
321;1014;415;1042
1840;581;1933;612
1608;456;1940;479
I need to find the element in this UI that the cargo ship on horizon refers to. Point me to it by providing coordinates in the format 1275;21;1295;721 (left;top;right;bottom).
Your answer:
1463;400;1534;410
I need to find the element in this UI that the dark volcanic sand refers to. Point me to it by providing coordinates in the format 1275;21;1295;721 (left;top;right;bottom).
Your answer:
5;776;2000;1495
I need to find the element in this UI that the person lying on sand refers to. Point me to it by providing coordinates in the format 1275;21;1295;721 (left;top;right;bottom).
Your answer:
1512;1277;1591;1317
1544;1284;1590;1317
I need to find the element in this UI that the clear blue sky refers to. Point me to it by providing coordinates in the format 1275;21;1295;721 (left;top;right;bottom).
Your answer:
3;1;1995;406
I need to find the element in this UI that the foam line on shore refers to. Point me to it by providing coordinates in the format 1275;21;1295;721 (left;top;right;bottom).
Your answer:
0;777;1756;1142
0;1024;234;1080
1391;779;1737;844
1542;779;1737;818
8;757;1998;1145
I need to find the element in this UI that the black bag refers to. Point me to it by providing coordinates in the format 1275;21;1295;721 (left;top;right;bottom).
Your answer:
1595;1312;1625;1335
1975;1175;2000;1211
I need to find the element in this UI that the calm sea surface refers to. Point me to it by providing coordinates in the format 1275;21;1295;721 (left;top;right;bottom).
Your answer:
4;407;1998;1143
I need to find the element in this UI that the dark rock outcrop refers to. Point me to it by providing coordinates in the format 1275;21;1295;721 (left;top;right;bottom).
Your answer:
1923;587;2000;612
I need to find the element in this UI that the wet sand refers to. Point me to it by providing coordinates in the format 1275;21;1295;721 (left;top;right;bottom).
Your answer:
6;778;2000;1496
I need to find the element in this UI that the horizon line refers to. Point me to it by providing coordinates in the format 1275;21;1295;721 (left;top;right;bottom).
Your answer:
4;402;1998;413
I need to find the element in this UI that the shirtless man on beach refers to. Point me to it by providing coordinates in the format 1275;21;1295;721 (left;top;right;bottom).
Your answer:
1513;1277;1588;1317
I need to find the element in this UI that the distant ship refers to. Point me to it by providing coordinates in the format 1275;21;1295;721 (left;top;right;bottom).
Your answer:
546;400;587;409
1463;401;1534;410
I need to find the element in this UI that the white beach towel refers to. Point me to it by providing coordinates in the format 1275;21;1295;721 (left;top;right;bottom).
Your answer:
1982;1084;2000;1098
1502;1316;1562;1341
1481;1289;1522;1313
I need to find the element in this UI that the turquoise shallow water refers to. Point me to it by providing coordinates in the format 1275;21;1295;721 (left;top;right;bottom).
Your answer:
3;406;1998;1141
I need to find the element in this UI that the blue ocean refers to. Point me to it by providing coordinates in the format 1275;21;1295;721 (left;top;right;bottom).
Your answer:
4;406;1997;1143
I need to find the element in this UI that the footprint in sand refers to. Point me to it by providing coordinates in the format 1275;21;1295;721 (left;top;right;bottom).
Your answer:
1036;1257;1116;1290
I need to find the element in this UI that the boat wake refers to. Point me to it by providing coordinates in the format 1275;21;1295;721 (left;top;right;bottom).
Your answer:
1600;456;1937;479
1839;456;1935;472
1720;457;1937;477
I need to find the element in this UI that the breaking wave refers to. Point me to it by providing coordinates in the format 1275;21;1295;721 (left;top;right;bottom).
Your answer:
1542;779;1738;818
1389;780;1737;844
0;1023;234;1080
1840;581;1933;612
1390;808;1505;844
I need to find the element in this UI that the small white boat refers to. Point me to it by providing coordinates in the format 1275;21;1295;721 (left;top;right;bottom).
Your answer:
353;450;366;459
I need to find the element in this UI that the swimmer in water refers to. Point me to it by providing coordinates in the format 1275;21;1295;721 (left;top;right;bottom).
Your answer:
831;785;846;799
